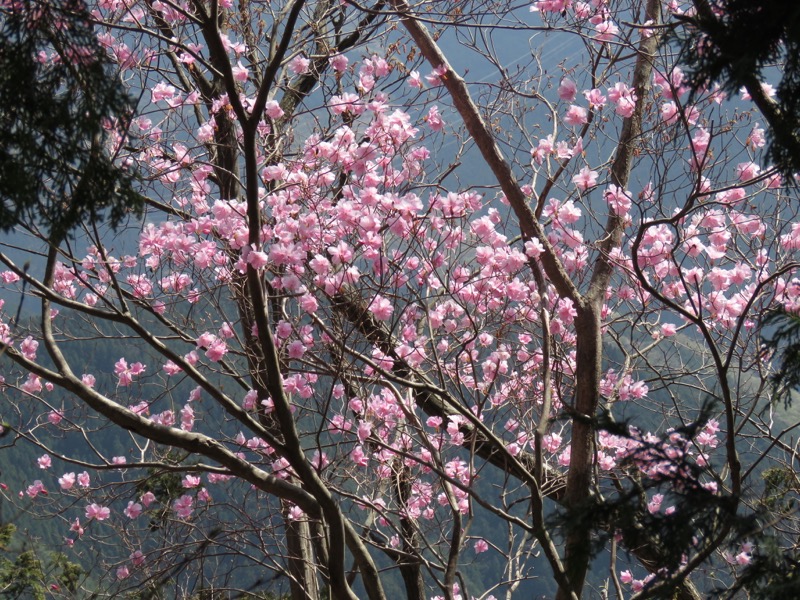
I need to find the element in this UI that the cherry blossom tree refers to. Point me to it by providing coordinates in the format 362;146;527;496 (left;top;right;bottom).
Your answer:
1;0;798;598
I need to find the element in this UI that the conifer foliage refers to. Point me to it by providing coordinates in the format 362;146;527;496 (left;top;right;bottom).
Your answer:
0;0;141;241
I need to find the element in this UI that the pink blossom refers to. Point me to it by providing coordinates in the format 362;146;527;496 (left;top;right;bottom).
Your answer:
59;472;76;490
151;82;177;102
287;340;306;359
37;454;51;469
70;519;84;537
205;338;228;362
26;480;46;498
396;343;426;368
196;332;216;349
351;445;368;467
163;360;182;375
696;431;718;447
369;295;394;321
180;404;195;431
691;127;711;154
524;238;545;257
129;401;150;416
533;0;569;13
531;135;554;164
425;64;448;86
543;433;562;453
766;173;783;188
329;53;348;72
564;104;588;126
604;184;633;216
244;245;270;270
715;187;746;206
556;297;577;324
595;20;619;41
173;494;195;519
182;475;201;488
276;321;293;338
124;501;143;519
661;101;678;123
573;1;592;18
584;88;606;108
735;161;761;182
573;166;599;191
232;61;249;82
152;409;175;427
20;336;38;359
265;100;284;120
0;271;20;284
749;124;766;149
21;374;42;394
356;70;374;91
555;141;573;160
426;105;445;131
427;416;442;429
197;121;215;142
558;78;577;101
647;493;663;514
115;358;145;387
85;503;111;521
615;95;637;118
365;55;390;77
299;293;318;314
288;54;310;74
242;389;258;411
116;566;130;580
608;82;638;117
4;8;794;591
357;420;372;443
597;452;616;470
